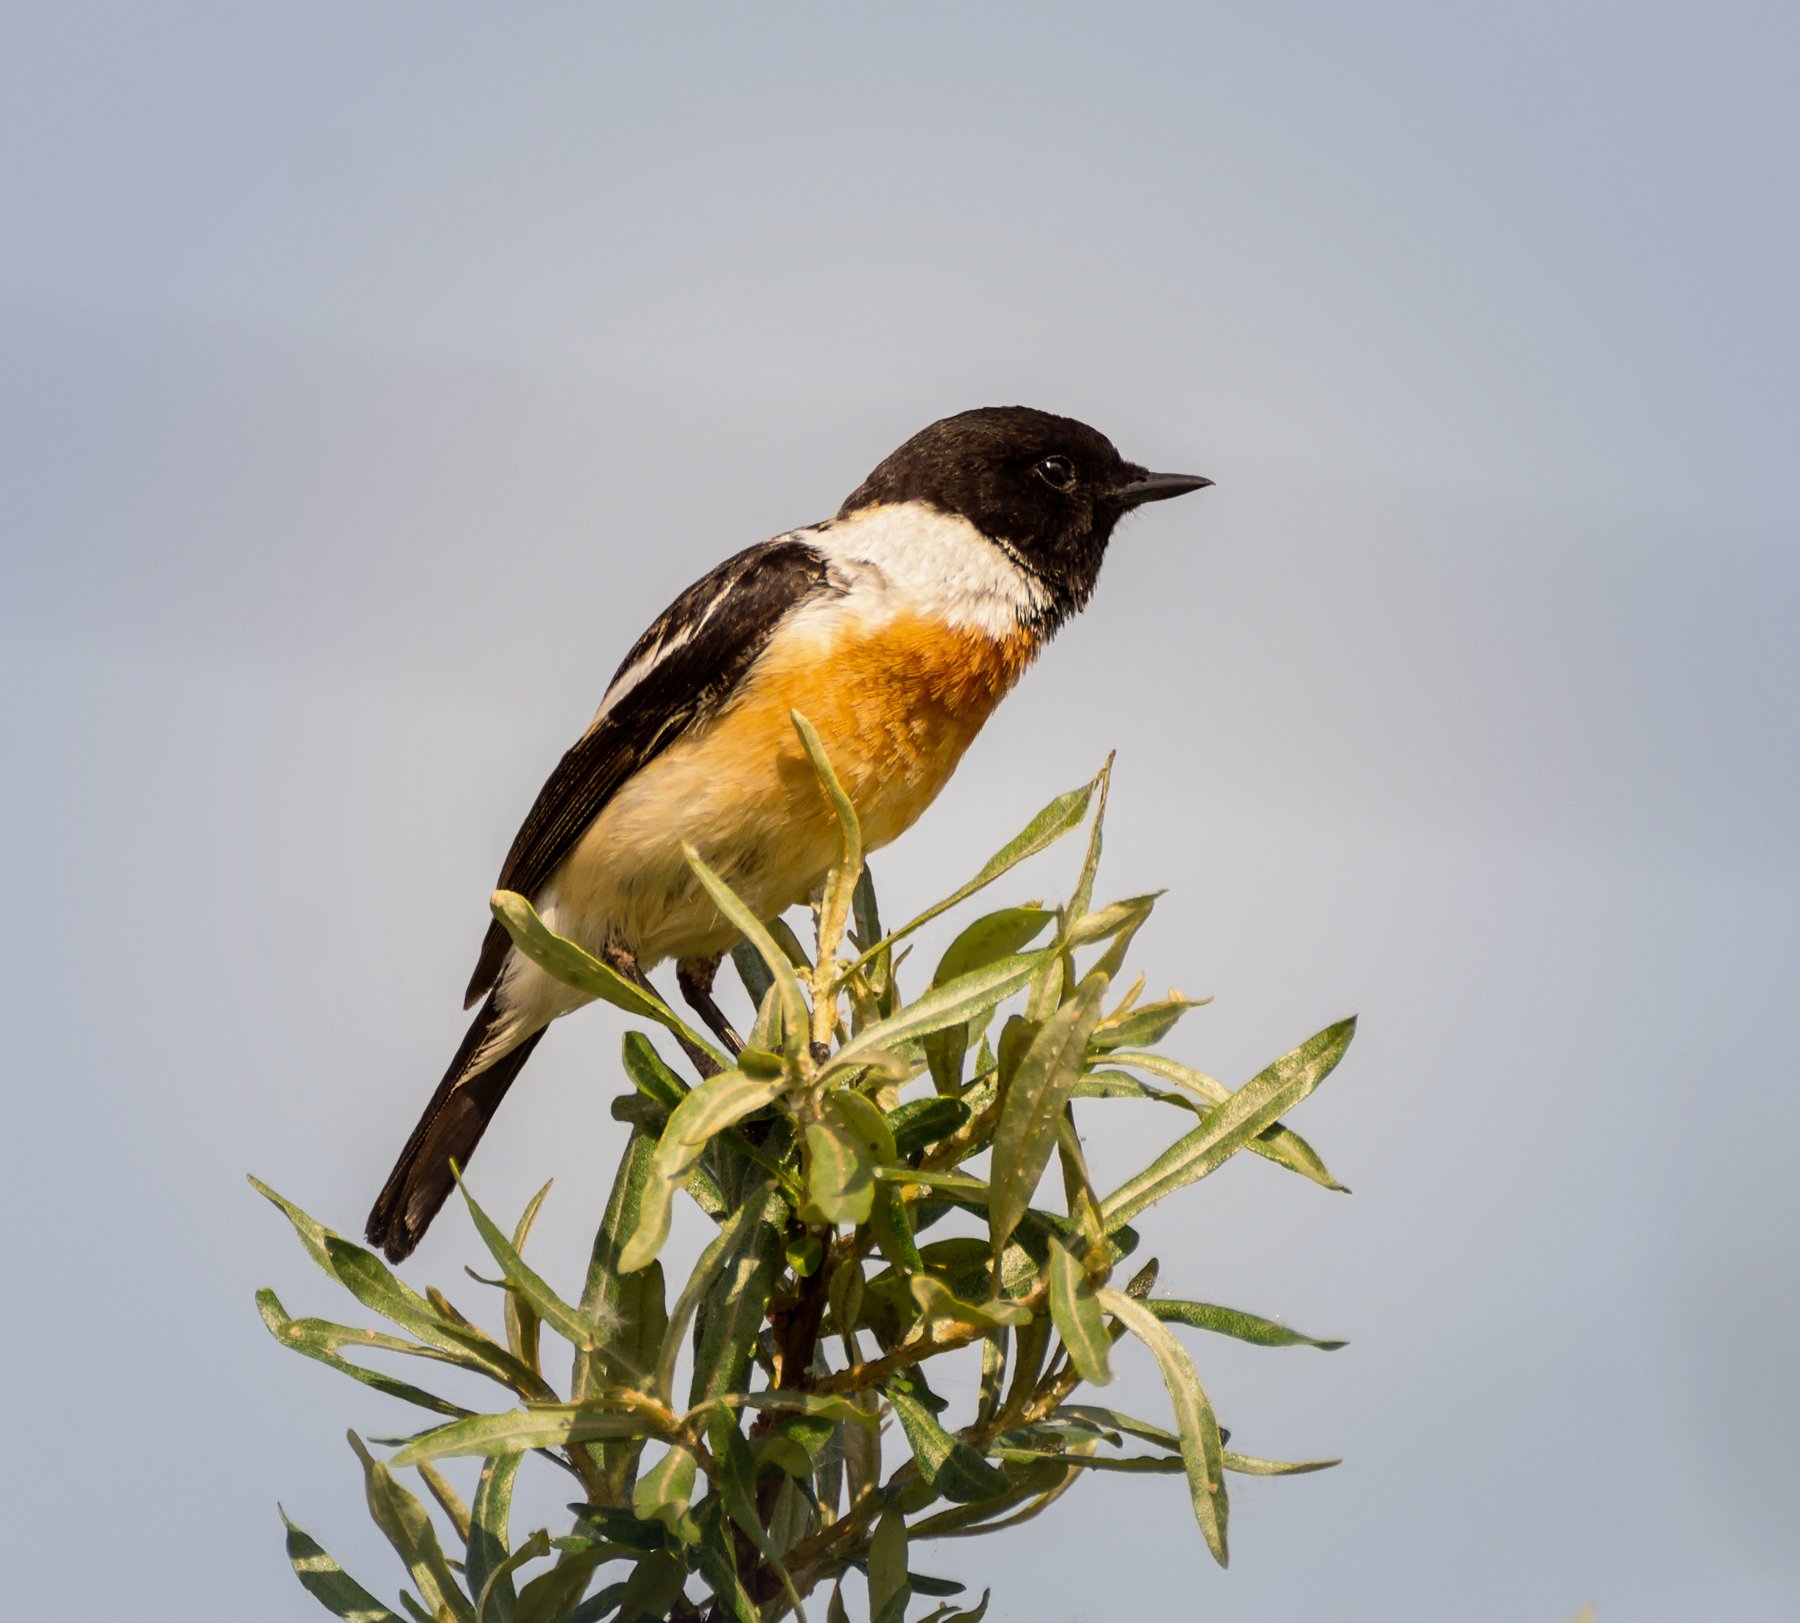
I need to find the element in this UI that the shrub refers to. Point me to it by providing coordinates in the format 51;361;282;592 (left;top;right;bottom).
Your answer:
257;724;1354;1622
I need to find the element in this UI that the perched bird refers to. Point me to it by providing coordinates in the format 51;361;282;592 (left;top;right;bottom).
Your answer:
366;406;1209;1261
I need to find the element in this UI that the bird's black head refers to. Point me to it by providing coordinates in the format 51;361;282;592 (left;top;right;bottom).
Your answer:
838;405;1211;622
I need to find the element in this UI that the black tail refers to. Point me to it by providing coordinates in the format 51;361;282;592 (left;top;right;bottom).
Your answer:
365;995;547;1263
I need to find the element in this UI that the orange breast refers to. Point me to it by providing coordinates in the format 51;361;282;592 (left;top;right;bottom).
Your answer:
546;608;1043;965
725;611;1042;850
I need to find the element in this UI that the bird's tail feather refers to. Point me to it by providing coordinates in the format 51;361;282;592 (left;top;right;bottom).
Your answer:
365;995;546;1263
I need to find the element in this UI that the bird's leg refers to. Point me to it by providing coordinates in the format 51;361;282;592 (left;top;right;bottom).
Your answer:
602;942;723;1080
677;953;744;1056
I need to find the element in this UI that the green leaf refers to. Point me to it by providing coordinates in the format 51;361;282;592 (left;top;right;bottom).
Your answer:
856;774;1099;967
1046;1238;1113;1385
682;848;810;1052
1221;1451;1340;1476
320;1233;556;1401
466;1453;525;1623
612;1551;685;1623
730;939;774;1017
868;1503;910;1623
1052;1403;1179;1452
280;1507;402;1623
620;1068;787;1274
499;1181;553;1375
988;970;1110;1251
257;1291;471;1419
1066;752;1113;923
349;1432;476;1622
688;1179;789;1408
656;1192;769;1403
925;1592;991;1623
476;1528;551;1623
574;1125;668;1498
489;890;727;1069
910;1275;1031;1330
887;1096;971;1159
1102;1018;1355;1228
1089;995;1204;1051
802;1115;876;1226
513;1542;618;1623
1098;1291;1230;1566
619;1032;690;1112
828;947;1058;1078
693;1500;759;1623
388;1406;651;1466
725;1390;880;1427
886;1383;1015;1503
921;905;1058;1091
792;709;863;967
1063;891;1158;953
461;1180;632;1375
1148;1298;1346;1351
1106;1050;1348;1192
250;1181;534;1392
706;1412;806;1622
631;1446;699;1545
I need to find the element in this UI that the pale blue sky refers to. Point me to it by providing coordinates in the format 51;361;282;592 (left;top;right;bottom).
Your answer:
3;5;1796;1619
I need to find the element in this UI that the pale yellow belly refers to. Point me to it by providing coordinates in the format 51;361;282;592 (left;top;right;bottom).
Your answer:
540;610;1039;967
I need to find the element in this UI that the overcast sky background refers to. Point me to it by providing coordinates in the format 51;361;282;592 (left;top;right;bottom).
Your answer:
4;5;1797;1620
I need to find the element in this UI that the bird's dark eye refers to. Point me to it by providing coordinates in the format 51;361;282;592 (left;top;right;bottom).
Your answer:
1034;455;1077;491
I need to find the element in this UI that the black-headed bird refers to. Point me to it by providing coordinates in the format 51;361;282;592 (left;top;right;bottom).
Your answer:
367;406;1209;1261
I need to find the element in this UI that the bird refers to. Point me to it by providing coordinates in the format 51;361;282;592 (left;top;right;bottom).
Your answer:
366;405;1210;1262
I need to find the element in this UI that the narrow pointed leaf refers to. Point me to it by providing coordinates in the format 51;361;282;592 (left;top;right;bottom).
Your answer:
311;1230;554;1400
1221;1451;1340;1476
349;1432;476;1621
868;1503;910;1623
280;1508;403;1623
1046;1238;1113;1385
461;1180;622;1368
1103;1018;1357;1228
828;948;1058;1078
257;1291;471;1419
888;1096;972;1159
682;848;810;1048
802;1116;876;1226
706;1412;806;1622
1098;1291;1230;1566
693;1500;759;1623
466;1453;525;1623
989;970;1110;1251
922;906;1057;1090
1089;995;1205;1052
857;774;1098;967
910;1275;1031;1330
1067;752;1113;923
1149;1298;1346;1351
388;1406;651;1466
688;1178;788;1407
620;1068;786;1273
792;709;863;966
886;1382;1015;1503
631;1445;698;1544
1107;1049;1348;1192
489;890;726;1068
656;1192;767;1403
476;1528;550;1623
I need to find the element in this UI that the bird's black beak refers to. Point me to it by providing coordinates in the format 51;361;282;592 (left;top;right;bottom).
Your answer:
1111;471;1214;508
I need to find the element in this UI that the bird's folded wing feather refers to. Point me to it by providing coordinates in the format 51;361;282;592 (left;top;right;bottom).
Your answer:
463;532;837;1005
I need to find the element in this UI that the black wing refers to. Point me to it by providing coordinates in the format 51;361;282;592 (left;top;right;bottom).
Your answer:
463;534;837;1006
